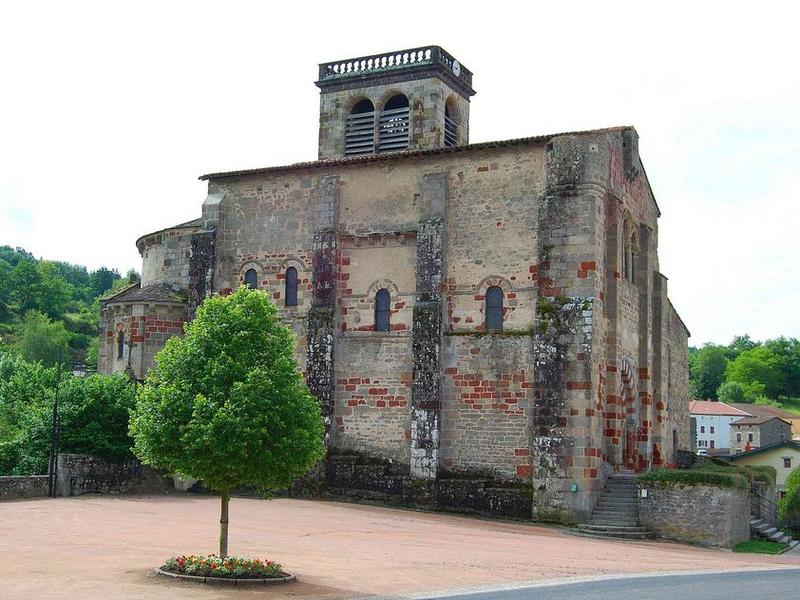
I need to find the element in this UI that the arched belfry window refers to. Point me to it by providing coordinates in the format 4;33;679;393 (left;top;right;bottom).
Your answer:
485;286;504;331
345;99;375;156
379;94;410;152
285;267;298;307
117;330;125;359
375;288;391;332
244;268;258;289
444;100;458;148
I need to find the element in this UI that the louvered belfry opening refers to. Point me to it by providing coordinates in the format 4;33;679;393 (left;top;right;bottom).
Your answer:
345;98;375;156
444;102;458;148
379;94;410;152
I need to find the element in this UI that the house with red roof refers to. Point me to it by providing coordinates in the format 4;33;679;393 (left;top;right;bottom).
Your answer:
689;400;752;455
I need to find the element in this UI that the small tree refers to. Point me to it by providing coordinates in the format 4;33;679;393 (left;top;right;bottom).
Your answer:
130;287;325;558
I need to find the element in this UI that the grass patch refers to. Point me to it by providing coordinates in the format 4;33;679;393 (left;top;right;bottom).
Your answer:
779;397;800;416
733;540;789;554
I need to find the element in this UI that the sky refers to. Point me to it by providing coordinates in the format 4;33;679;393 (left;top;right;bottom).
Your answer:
1;1;798;346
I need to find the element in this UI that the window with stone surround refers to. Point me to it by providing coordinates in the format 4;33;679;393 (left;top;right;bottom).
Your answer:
244;269;258;290
117;331;125;360
784;457;792;469
285;267;298;307
375;288;391;332
485;286;504;331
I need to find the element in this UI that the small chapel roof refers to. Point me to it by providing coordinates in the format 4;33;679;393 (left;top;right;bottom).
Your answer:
101;282;187;305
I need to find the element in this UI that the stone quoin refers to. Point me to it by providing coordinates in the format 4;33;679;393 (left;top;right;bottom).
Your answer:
98;46;690;523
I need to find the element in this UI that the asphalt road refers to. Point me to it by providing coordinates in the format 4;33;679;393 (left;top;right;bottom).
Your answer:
415;568;800;600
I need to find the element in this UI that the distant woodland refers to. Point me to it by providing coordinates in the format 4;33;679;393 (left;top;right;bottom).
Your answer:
689;336;800;415
0;245;139;368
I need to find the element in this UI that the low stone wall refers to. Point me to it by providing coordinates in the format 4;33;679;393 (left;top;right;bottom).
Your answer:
0;475;49;500
638;482;750;548
56;453;166;496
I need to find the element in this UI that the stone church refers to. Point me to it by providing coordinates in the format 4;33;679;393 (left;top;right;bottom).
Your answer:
99;46;690;522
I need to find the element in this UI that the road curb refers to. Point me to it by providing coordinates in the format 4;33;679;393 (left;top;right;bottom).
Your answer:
154;567;296;586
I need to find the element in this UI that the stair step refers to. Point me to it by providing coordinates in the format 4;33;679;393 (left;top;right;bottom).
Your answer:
592;510;638;517
574;527;653;540
579;524;646;532
589;519;640;527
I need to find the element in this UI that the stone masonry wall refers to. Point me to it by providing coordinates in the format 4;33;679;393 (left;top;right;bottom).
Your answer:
139;224;200;289
440;334;534;479
0;476;48;500
333;336;412;462
99;302;186;379
318;76;469;159
638;482;750;548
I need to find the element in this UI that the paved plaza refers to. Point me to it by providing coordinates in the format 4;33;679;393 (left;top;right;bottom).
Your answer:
2;495;798;599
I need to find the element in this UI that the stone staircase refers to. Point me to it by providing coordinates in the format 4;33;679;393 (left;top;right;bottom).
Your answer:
750;517;799;547
575;473;653;540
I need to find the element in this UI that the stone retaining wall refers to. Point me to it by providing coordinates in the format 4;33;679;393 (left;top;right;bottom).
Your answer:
638;482;750;548
0;475;48;500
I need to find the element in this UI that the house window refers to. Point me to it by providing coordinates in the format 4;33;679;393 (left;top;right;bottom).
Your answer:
375;288;391;332
117;331;125;359
378;94;410;152
710;440;715;449
284;267;298;307
244;268;258;289
345;98;375;156
710;426;715;434
485;286;504;331
736;433;742;443
748;433;754;442
784;458;792;469
700;426;705;433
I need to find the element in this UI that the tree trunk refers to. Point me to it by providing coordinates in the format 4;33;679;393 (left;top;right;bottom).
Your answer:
219;489;230;559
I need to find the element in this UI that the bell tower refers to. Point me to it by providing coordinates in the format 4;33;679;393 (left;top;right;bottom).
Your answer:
315;46;475;160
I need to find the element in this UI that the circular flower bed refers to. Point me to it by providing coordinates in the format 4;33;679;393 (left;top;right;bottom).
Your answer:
158;554;293;583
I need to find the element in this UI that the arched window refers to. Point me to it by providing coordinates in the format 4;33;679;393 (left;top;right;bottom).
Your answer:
244;268;258;289
379;94;409;152
345;98;375;156
444;98;458;148
285;267;298;307
485;286;504;331
375;288;391;332
117;330;125;360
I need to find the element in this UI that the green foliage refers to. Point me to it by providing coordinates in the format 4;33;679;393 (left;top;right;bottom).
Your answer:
0;351;135;475
130;286;325;493
690;335;800;412
726;346;783;399
689;344;728;399
0;244;132;366
637;467;748;489
733;540;789;554
12;310;70;366
717;380;766;404
780;465;800;520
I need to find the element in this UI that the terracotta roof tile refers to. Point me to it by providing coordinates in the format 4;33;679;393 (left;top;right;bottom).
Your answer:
689;400;753;417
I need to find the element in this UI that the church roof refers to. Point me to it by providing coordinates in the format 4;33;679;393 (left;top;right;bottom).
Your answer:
198;126;634;181
102;282;187;305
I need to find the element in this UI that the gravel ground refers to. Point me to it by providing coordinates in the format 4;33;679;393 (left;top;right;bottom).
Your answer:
2;494;798;599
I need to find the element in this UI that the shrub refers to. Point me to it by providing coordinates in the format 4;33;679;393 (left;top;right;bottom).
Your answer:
637;468;748;489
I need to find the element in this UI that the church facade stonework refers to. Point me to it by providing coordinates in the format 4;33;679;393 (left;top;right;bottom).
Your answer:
99;47;690;523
